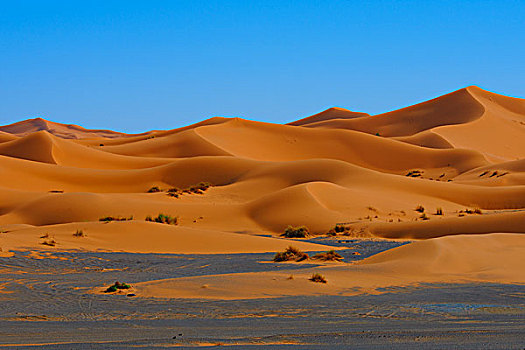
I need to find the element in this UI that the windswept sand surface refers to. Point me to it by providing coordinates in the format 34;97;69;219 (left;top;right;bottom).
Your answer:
0;86;524;297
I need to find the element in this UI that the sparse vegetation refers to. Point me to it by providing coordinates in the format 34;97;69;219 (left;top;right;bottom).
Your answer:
104;281;131;293
273;246;309;262
463;208;483;215
41;239;56;247
147;186;162;193
415;205;425;213
309;273;327;283
406;170;423;177
282;225;309;238
73;229;86;237
166;182;212;198
145;214;178;225
435;207;443;215
99;216;133;222
420;213;429;220
312;250;344;261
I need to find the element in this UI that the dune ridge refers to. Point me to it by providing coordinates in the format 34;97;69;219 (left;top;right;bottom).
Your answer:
0;86;523;255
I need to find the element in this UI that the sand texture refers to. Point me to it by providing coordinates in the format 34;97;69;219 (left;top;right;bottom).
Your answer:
0;86;524;297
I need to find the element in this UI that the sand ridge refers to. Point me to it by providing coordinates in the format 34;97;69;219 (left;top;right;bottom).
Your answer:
0;86;523;257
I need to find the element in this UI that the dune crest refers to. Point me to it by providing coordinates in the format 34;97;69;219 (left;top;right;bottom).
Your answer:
0;86;523;254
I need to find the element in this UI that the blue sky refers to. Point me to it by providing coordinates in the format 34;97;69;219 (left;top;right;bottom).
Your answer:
1;0;524;132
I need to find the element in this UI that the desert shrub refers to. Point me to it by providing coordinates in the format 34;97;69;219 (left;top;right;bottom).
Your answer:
145;214;178;225
435;207;443;215
312;250;344;261
73;229;86;237
41;239;56;247
420;213;429;220
464;208;483;215
188;182;211;194
309;273;327;283
415;205;425;213
99;216;133;222
327;229;337;236
273;246;309;262
147;186;162;193
104;281;131;293
282;225;309;238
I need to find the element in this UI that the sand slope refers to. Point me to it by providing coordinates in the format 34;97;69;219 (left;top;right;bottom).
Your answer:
132;233;525;299
0;86;524;254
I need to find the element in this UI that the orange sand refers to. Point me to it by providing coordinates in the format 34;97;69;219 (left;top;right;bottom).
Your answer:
0;86;524;297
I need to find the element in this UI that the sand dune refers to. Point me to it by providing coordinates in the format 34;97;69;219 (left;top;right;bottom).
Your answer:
132;233;525;299
0;86;523;257
0;117;149;139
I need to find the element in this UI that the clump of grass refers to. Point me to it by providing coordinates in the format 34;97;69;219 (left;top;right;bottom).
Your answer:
415;205;425;213
334;224;349;233
41;239;56;247
463;208;483;215
104;281;131;293
309;273;327;283
145;214;178;225
73;229;86;237
273;246;309;262
282;225;309;238
420;213;429;220
435;207;443;215
312;250;344;261
147;186;162;193
99;216;133;222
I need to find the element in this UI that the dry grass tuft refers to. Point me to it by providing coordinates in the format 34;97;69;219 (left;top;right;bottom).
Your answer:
309;273;327;283
311;250;344;261
273;246;309;262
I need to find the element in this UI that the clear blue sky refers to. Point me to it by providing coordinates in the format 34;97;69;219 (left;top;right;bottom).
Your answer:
1;1;524;132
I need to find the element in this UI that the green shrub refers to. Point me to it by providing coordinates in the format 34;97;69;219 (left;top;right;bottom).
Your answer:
145;214;178;225
104;281;131;293
312;250;344;261
282;225;309;238
309;273;327;283
273;246;309;262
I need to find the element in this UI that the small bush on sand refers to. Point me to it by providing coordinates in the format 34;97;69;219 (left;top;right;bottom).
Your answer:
104;281;131;293
312;250;344;261
273;246;309;262
41;239;56;247
147;186;162;193
309;273;327;283
435;207;443;215
282;225;309;238
99;216;133;222
188;182;211;194
73;229;86;237
415;205;425;213
420;213;429;220
145;214;178;225
464;208;483;214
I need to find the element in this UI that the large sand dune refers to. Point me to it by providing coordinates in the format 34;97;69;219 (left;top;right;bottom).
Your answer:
0;86;524;290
